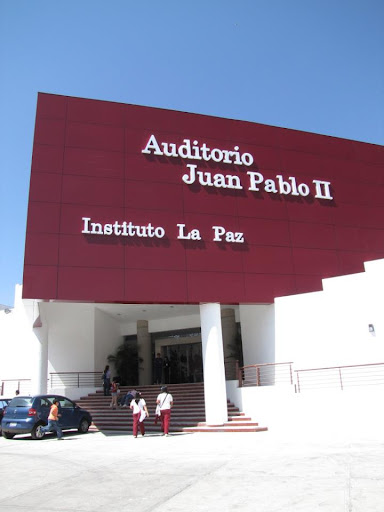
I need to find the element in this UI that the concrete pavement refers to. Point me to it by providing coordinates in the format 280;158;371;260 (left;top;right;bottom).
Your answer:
0;426;383;512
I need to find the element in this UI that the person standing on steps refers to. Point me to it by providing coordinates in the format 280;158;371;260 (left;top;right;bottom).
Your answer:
130;392;149;437
156;385;173;436
154;353;163;384
163;356;170;384
102;365;111;396
110;379;119;409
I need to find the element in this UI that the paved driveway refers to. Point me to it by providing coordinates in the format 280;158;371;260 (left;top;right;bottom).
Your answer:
0;428;383;511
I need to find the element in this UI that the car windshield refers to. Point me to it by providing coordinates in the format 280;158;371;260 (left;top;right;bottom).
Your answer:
8;397;33;407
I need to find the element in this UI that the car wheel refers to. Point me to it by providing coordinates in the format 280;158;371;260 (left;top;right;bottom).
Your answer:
2;432;15;439
78;418;90;433
31;423;45;440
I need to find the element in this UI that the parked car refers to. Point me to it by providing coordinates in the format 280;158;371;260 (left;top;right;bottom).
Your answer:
1;395;92;440
0;398;11;434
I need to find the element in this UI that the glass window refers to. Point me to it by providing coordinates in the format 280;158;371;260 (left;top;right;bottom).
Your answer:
58;398;74;409
9;397;33;407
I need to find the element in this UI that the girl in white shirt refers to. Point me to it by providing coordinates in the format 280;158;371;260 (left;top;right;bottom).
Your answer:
156;386;173;436
130;392;149;437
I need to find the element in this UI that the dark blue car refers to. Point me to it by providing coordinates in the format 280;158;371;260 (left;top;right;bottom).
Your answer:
0;398;11;435
1;395;92;440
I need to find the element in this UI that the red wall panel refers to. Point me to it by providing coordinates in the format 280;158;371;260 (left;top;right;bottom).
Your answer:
62;174;125;207
31;145;64;174
33;118;66;146
65;122;125;152
63;147;125;179
23;93;384;303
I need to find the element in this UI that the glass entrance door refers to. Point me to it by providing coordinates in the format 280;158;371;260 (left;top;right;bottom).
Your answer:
162;342;203;384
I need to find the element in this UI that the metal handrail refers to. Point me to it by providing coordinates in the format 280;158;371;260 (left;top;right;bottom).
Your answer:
295;362;384;392
1;373;102;395
0;379;32;396
7;362;384;395
238;362;294;388
50;371;103;389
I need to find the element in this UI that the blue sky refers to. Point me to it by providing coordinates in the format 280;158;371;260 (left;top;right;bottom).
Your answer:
0;1;383;307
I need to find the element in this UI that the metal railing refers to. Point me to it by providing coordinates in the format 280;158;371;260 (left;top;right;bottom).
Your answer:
50;372;102;389
0;379;32;396
238;362;294;388
295;362;384;392
6;362;384;395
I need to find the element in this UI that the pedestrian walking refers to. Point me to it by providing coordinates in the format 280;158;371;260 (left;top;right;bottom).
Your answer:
130;392;149;437
156;386;173;436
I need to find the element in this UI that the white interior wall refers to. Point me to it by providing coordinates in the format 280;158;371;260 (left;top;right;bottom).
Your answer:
119;320;137;336
119;313;202;337
42;303;96;373
155;335;201;354
149;313;201;333
239;304;275;365
94;307;123;374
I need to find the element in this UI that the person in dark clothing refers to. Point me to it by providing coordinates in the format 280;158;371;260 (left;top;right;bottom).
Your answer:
102;365;111;396
163;356;170;384
154;353;163;384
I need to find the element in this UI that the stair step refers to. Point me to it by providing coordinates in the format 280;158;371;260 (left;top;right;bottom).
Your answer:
195;421;258;427
76;382;267;434
182;426;268;433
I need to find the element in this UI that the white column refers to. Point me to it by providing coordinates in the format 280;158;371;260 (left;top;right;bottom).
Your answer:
200;303;228;426
33;327;48;394
22;299;49;395
137;320;152;385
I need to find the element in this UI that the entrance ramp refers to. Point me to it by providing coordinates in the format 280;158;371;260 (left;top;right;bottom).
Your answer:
77;382;267;433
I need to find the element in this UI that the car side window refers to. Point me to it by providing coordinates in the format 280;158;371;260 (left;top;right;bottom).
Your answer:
40;398;51;408
46;397;57;404
58;398;74;409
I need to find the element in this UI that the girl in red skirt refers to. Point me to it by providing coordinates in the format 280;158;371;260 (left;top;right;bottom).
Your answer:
130;392;149;437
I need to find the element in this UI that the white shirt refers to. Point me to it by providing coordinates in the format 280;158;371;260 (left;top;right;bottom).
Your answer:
157;392;173;410
130;398;146;414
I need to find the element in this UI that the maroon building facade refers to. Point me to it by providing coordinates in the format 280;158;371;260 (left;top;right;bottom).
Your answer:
23;93;384;304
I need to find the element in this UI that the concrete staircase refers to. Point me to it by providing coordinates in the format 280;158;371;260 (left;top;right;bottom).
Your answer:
77;382;267;434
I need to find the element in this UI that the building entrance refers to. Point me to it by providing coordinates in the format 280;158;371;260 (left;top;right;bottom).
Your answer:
152;328;203;384
161;342;203;384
